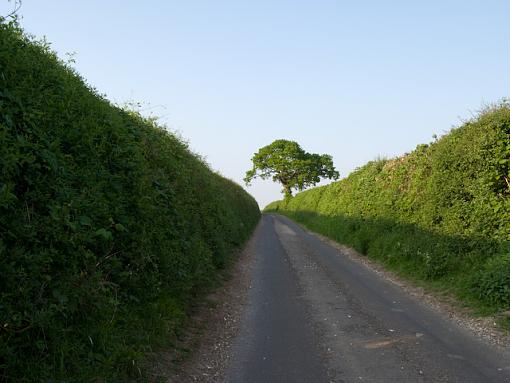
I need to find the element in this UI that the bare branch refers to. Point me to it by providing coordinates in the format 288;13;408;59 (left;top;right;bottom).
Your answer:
3;0;22;19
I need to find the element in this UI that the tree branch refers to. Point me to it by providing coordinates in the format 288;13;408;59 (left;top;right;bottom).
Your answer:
3;0;22;19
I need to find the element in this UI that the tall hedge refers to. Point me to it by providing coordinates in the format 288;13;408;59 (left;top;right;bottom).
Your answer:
266;103;510;309
0;20;259;382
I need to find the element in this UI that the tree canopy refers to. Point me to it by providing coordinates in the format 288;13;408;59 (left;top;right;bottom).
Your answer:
244;139;339;198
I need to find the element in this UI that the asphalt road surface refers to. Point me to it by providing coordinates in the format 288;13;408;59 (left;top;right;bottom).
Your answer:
224;214;510;383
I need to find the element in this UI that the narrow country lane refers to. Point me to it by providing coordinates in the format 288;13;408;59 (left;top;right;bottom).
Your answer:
224;214;510;383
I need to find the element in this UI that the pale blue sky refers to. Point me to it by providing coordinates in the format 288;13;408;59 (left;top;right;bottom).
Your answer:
4;0;510;208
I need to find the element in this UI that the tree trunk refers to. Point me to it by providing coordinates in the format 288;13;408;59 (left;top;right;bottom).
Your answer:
283;185;292;200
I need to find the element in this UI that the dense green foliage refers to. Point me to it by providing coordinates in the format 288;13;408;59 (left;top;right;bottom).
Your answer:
266;104;510;310
0;20;259;382
245;139;339;198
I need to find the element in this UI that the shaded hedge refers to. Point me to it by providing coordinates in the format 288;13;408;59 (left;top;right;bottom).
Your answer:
266;103;510;309
0;20;260;382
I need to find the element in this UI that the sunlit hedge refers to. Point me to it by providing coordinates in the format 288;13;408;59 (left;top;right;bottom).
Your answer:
266;103;510;309
0;19;259;382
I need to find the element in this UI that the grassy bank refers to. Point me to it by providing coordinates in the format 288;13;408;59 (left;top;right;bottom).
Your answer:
266;104;510;314
0;19;260;382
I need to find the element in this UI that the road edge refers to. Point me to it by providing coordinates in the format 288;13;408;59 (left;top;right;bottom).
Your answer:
147;220;261;382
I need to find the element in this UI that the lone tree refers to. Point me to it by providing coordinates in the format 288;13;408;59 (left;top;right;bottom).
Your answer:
244;139;339;199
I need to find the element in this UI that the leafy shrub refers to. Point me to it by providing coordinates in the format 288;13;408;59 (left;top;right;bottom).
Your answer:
473;254;510;307
0;19;259;382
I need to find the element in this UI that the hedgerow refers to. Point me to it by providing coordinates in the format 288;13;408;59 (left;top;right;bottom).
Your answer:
0;19;259;382
266;102;510;311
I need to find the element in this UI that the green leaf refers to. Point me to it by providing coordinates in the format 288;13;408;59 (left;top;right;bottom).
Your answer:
114;223;127;232
95;228;113;240
79;216;92;226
